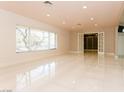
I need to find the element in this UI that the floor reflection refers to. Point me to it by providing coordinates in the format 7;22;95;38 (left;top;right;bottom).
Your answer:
0;53;124;91
16;62;56;90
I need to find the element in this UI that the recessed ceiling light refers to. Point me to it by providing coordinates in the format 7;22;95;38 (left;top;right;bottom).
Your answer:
62;21;66;24
90;17;94;21
72;80;76;84
46;14;50;17
94;24;98;26
72;26;75;29
83;5;87;9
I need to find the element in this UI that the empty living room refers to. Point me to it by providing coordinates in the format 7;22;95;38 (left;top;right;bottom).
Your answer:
0;0;124;92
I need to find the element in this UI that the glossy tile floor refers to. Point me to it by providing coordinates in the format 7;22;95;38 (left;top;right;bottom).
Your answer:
0;52;124;92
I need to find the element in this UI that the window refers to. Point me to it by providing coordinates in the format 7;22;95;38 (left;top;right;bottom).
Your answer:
16;25;57;52
50;32;56;49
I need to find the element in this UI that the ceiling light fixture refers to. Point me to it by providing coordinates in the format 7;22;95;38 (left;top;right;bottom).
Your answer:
62;21;66;24
94;24;98;26
72;26;75;29
83;5;87;9
90;17;94;21
72;80;76;84
46;14;50;17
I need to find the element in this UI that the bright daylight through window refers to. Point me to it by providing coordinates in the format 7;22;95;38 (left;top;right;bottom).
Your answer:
16;25;57;52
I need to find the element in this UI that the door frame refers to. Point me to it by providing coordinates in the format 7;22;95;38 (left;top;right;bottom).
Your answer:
98;32;105;54
77;32;104;54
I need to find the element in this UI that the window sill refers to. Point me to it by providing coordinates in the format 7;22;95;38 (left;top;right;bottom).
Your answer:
16;48;57;54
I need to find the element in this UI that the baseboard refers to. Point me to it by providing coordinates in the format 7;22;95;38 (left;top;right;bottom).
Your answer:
70;51;98;53
117;55;124;58
69;51;84;53
0;52;68;69
115;55;118;59
114;55;124;59
84;49;97;52
98;52;104;55
105;53;115;56
70;51;115;56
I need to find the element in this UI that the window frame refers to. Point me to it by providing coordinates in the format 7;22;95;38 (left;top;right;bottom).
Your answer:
16;25;57;53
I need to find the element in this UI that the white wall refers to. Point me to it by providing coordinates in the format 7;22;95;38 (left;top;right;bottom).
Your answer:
117;33;124;56
0;9;70;68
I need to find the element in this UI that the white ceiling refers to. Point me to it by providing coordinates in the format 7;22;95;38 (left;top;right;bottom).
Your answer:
0;1;123;31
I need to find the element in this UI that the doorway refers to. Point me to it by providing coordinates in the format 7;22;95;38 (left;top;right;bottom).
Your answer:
84;33;98;53
78;32;104;54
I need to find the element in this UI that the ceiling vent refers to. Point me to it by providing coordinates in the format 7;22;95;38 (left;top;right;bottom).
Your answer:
77;23;82;26
43;1;53;5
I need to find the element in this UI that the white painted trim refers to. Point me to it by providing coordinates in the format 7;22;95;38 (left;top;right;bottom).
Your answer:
69;51;115;57
69;51;84;53
77;33;80;51
115;26;118;57
98;52;104;55
77;32;84;51
115;55;124;59
77;32;105;54
105;53;115;56
115;55;118;59
98;32;105;54
84;49;97;51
